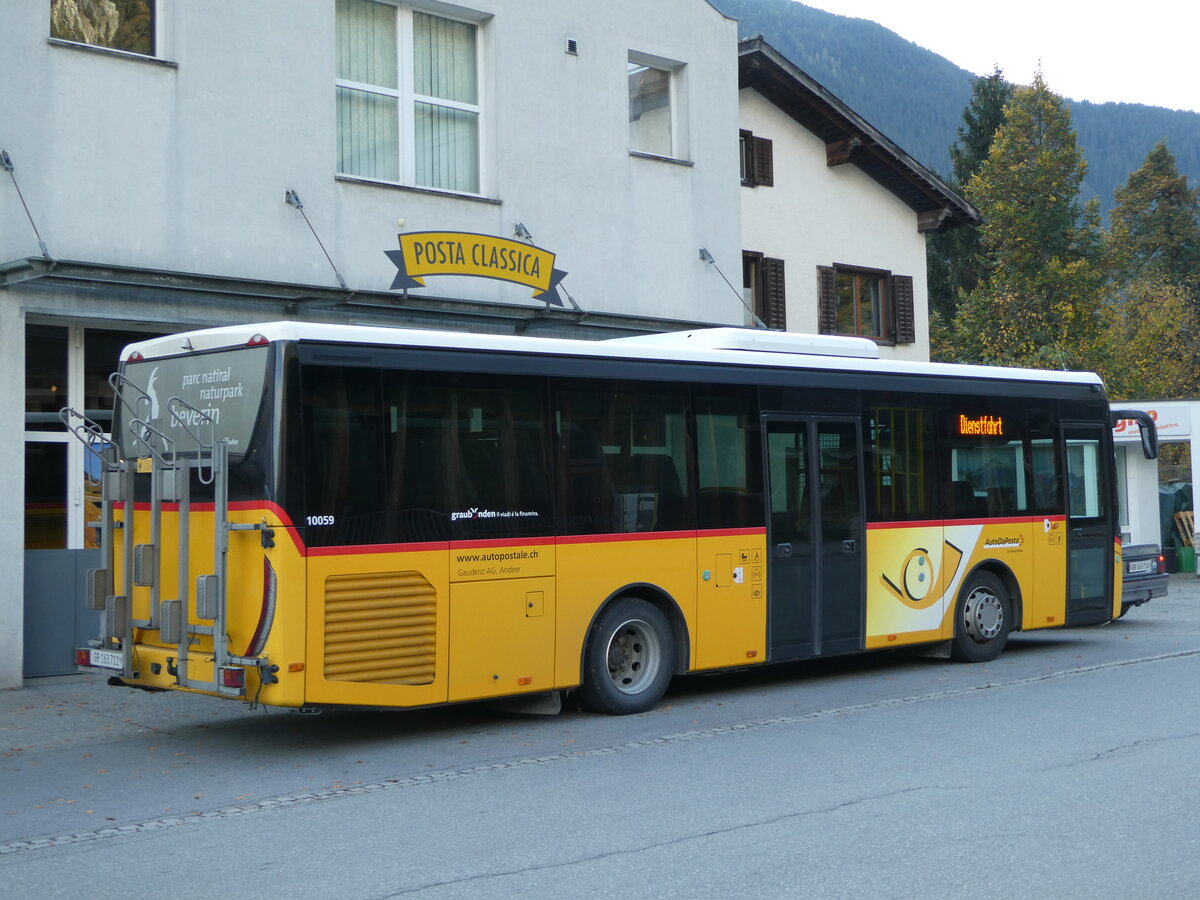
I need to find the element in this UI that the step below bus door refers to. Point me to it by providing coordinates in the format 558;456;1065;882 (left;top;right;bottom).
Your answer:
764;417;865;659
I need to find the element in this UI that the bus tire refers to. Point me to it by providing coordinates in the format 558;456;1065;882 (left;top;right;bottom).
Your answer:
580;598;674;715
950;571;1010;663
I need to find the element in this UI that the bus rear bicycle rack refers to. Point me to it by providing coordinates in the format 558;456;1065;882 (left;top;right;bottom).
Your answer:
62;374;272;697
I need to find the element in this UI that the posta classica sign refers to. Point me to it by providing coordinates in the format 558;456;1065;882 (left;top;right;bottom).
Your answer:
386;231;568;306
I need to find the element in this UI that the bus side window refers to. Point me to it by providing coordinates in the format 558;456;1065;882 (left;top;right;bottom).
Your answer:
1029;413;1063;515
386;373;552;541
866;401;934;522
555;382;691;535
695;387;763;530
302;365;386;545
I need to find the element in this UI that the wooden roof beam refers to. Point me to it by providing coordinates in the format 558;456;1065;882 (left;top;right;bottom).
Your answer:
917;207;953;233
826;136;861;166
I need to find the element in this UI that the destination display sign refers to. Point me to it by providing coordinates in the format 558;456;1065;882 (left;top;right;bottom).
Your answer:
955;414;1006;437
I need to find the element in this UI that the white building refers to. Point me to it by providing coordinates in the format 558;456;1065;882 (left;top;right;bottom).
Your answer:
1;0;744;686
1;5;979;686
737;38;979;359
1113;401;1198;570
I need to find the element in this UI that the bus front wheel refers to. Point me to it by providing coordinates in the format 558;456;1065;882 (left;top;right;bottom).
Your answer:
950;571;1010;663
580;598;674;715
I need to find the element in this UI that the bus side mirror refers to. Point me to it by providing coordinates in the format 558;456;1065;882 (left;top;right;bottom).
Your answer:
1111;409;1158;460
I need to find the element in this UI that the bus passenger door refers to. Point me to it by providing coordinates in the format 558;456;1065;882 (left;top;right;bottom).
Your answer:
1063;423;1114;625
764;418;864;659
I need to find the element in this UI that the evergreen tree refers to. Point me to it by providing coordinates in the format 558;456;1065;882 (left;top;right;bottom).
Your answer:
1106;140;1200;303
940;74;1105;368
927;68;1014;321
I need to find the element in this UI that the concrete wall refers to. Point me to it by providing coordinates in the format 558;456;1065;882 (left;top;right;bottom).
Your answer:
739;89;932;360
0;303;24;687
0;0;741;688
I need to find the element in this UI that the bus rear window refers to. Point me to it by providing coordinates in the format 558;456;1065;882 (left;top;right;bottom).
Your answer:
119;347;270;459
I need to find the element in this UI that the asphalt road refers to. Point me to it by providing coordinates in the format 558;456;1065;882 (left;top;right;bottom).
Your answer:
4;575;1200;898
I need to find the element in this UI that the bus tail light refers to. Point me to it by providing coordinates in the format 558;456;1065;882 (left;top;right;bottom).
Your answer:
1157;554;1167;574
221;667;246;689
75;648;91;666
247;334;269;347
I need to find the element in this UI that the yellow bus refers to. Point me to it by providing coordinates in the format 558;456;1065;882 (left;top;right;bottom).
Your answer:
67;323;1155;714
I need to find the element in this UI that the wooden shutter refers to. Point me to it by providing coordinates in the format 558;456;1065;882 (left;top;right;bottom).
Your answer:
892;275;915;344
761;257;786;330
752;137;774;187
817;266;837;334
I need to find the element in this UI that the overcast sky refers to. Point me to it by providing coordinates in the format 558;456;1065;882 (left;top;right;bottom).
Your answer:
802;1;1199;114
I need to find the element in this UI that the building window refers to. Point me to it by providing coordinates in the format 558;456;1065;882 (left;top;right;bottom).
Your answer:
740;129;773;187
49;0;157;56
628;54;686;158
24;323;166;550
336;0;481;194
743;252;786;330
837;267;885;337
817;265;914;344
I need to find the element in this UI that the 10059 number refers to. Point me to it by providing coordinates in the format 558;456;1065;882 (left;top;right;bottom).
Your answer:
306;515;336;526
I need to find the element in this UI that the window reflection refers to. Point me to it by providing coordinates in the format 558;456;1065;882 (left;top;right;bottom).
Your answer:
25;324;68;432
26;443;67;549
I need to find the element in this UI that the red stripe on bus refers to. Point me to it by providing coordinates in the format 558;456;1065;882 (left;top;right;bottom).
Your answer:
449;536;553;550
556;530;698;545
109;509;765;558
866;515;1066;530
116;500;306;555
308;542;451;557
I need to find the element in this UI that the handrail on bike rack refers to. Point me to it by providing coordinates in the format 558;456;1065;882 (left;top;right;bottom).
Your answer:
58;407;120;473
166;396;217;485
127;417;175;466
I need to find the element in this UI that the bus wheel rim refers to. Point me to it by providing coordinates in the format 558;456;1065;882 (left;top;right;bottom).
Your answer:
963;586;1003;643
605;618;660;695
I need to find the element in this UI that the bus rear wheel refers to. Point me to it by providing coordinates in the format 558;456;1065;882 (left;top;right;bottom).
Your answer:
950;571;1010;663
580;598;674;715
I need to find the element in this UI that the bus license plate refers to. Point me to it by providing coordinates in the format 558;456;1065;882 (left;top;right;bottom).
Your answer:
1128;559;1153;575
89;649;124;670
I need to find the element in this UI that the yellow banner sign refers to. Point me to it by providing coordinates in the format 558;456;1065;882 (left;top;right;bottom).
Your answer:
386;231;567;305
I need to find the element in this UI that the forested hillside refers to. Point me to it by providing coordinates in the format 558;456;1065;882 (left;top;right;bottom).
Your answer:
714;0;1200;212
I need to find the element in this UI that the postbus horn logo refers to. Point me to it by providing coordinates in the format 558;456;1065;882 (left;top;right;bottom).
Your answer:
879;541;965;610
386;231;568;306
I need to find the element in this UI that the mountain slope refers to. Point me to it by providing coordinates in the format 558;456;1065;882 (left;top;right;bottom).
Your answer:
715;0;1200;211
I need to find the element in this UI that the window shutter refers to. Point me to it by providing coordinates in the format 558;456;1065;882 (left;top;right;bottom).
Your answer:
752;137;774;187
817;266;837;334
892;275;915;344
761;257;786;330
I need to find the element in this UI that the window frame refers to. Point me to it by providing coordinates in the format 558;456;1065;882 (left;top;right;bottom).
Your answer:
335;0;486;196
743;251;786;330
817;264;915;345
836;265;889;340
48;0;166;61
739;129;773;187
23;320;169;550
627;51;688;162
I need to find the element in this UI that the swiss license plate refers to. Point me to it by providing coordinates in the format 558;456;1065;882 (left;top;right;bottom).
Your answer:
89;648;124;670
1128;559;1153;575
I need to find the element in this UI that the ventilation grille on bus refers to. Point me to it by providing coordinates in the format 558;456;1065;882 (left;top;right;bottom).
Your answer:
323;572;437;685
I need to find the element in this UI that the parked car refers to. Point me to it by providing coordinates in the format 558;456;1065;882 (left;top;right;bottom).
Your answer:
1120;543;1168;617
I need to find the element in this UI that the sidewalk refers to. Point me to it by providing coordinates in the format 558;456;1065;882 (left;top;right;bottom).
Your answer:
5;573;1200;756
1;670;268;757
